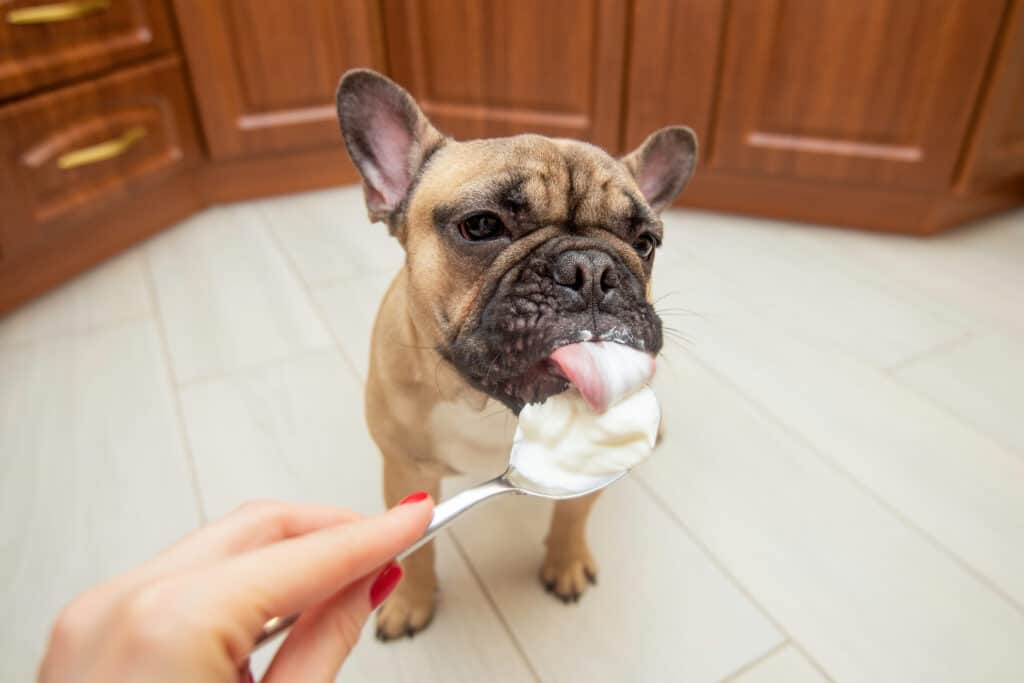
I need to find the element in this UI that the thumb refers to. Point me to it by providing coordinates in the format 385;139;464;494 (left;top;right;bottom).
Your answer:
259;562;402;682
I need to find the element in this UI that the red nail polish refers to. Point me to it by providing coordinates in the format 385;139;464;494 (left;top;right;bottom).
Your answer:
398;491;428;505
370;562;403;608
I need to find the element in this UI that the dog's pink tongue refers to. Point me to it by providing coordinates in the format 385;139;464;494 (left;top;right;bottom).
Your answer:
548;342;656;414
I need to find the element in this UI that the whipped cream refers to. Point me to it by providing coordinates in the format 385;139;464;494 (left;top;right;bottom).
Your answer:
510;342;660;493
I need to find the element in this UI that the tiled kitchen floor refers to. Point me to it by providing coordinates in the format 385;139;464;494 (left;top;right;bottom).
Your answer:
2;186;1023;683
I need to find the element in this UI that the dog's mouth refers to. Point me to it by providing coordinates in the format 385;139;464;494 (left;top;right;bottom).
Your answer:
504;356;571;407
443;326;659;414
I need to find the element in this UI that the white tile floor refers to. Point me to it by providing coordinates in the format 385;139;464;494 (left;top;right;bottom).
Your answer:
2;186;1022;683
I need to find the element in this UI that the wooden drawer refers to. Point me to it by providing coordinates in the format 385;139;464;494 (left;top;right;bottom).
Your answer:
0;55;199;261
0;0;174;100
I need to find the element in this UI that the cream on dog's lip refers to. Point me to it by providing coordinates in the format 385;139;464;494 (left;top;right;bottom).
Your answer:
546;341;656;413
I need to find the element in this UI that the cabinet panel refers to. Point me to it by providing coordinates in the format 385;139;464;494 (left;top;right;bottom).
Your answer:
960;0;1024;189
173;0;384;159
624;0;726;159
712;0;1005;190
0;56;200;261
384;0;627;151
0;0;174;100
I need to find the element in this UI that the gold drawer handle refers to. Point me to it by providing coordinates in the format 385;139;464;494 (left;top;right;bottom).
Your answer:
6;0;110;25
57;126;147;170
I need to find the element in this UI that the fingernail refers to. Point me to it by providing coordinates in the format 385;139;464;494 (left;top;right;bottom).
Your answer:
370;562;403;608
398;491;428;506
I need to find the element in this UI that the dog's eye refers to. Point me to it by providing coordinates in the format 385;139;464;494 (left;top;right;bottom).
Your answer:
458;212;507;241
633;234;657;259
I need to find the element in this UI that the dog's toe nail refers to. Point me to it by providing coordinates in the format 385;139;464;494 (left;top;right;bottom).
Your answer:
406;626;416;639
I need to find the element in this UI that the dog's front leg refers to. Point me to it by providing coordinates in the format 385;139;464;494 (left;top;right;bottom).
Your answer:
541;491;601;602
376;454;441;640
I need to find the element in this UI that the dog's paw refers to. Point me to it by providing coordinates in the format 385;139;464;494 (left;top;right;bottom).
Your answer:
540;545;598;603
375;588;436;641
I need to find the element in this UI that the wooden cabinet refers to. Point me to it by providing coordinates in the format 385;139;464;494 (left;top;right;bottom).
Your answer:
172;0;384;160
0;2;199;313
0;56;199;261
627;0;1023;233
2;0;1024;313
0;0;175;100
383;0;627;150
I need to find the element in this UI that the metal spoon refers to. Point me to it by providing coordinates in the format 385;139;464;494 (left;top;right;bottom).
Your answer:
253;463;626;649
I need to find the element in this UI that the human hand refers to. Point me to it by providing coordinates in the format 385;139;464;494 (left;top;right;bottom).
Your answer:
38;493;434;682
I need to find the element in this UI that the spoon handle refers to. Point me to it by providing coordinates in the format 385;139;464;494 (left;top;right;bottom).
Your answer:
398;475;515;560
253;475;516;649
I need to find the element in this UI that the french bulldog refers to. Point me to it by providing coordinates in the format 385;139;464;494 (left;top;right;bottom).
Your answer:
335;69;697;639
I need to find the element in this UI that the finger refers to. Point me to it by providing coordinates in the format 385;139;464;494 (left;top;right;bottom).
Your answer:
146;501;362;575
177;496;432;655
103;502;361;596
261;564;398;683
60;502;362;638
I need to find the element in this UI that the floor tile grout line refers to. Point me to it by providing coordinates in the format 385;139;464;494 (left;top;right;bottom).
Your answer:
254;186;405;291
882;329;976;374
886;376;1024;461
174;343;339;390
629;476;836;683
289;265;400;292
880;328;1024;456
140;251;210;525
673;240;974;377
258;206;367;384
0;310;155;353
447;529;546;683
792;225;1024;343
684;350;1024;617
883;334;1024;456
716;640;790;683
680;248;1021;463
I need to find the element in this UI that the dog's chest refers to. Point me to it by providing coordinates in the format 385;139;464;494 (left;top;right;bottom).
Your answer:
427;399;516;478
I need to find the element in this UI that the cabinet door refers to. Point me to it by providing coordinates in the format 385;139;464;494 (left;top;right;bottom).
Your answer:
383;0;628;151
172;0;384;160
0;0;174;100
711;0;1005;190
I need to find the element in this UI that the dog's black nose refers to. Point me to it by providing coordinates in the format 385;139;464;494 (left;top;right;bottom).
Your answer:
553;249;619;304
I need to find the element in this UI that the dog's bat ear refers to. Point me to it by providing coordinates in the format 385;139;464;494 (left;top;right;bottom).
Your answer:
621;126;698;213
336;69;444;224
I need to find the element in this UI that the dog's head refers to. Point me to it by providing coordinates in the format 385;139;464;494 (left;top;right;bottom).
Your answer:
337;70;697;413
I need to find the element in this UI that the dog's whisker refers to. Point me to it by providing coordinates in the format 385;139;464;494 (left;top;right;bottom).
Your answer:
652;290;681;305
